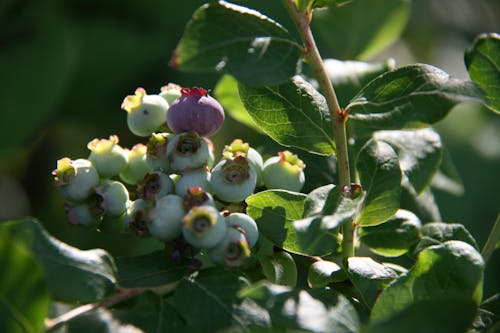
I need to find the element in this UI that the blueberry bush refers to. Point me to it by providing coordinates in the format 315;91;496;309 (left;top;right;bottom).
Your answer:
1;1;499;332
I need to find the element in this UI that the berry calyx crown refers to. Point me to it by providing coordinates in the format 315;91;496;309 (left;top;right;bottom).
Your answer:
180;87;208;97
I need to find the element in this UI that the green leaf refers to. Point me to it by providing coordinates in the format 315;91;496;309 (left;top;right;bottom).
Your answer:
359;209;422;257
241;282;361;332
347;257;398;308
0;233;49;333
373;128;442;194
294;185;364;256
465;33;500;113
259;251;297;287
171;1;302;86
68;292;187;333
412;222;479;256
356;140;402;226
1;218;116;303
347;64;484;129
323;58;395;108
214;75;263;133
308;260;345;287
113;292;187;332
174;268;270;332
238;76;336;155
371;241;484;324
312;0;410;60
363;298;478;333
246;190;307;253
116;250;190;288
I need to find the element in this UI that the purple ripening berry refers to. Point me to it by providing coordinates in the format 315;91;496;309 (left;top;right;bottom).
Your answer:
167;87;225;137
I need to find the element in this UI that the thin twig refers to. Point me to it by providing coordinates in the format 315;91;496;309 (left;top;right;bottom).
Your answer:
283;0;354;258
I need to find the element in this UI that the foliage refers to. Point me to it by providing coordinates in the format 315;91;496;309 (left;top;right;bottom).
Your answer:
1;1;499;332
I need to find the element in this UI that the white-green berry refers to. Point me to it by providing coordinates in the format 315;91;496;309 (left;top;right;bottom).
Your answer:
208;226;250;267
64;202;101;226
210;156;257;203
225;213;258;248
182;187;215;211
147;195;185;242
53;158;99;202
123;199;149;236
146;132;173;173
182;205;226;249
137;171;174;201
262;151;305;192
167;132;210;173
223;139;263;185
119;144;153;185
121;87;169;137
175;167;211;197
159;83;182;105
94;180;129;217
87;135;128;178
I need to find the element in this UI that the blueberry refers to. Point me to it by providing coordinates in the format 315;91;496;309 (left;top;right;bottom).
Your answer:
64;202;102;226
87;135;128;178
146;132;173;173
123;199;150;237
94;180;130;217
223;139;263;185
208;226;250;267
175;167;211;197
147;194;185;242
119;144;153;185
182;205;226;249
224;213;259;248
167;132;210;173
262;151;305;192
137;171;174;201
159;83;182;105
182;186;215;211
122;87;169;137
53;158;99;202
167;87;224;136
210;156;257;203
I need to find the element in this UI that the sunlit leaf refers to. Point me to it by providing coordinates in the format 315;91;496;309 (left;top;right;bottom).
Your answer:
171;1;302;85
347;64;484;129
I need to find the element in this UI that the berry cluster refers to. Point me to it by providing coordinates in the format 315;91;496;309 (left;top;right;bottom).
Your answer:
52;84;306;268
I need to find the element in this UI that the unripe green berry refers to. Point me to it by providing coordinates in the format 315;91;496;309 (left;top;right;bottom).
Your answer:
87;135;128;178
122;87;168;137
175;167;211;197
182;186;215;211
208;226;250;267
64;202;102;226
94;180;129;217
123;199;150;236
262;151;305;192
224;213;259;248
119;144;153;185
159;83;182;105
53;158;99;202
147;195;185;242
137;171;174;201
146;133;173;173
223;139;263;185
210;156;257;203
182;205;226;248
167;132;210;173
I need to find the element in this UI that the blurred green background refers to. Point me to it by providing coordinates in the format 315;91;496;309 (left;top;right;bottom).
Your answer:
1;0;498;294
